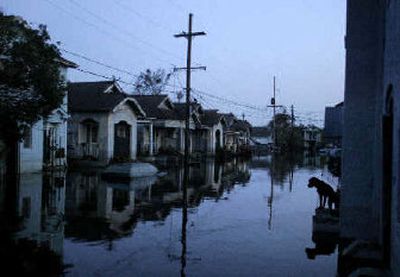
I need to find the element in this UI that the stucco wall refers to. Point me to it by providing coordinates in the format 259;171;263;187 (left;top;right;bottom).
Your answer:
68;112;110;163
110;102;138;160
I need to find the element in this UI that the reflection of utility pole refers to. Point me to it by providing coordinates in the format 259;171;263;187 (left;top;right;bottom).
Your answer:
290;104;295;151
268;155;275;230
268;76;283;151
174;14;206;161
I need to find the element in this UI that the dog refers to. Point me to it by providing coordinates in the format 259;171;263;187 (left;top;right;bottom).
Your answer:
307;177;339;210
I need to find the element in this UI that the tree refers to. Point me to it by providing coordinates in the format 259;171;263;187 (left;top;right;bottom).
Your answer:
0;13;65;142
134;68;171;95
267;112;303;152
0;13;66;220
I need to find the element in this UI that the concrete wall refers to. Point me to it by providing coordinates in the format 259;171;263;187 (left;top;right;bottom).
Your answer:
341;0;385;241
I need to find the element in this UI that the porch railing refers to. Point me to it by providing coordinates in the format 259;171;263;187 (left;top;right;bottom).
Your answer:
80;143;100;160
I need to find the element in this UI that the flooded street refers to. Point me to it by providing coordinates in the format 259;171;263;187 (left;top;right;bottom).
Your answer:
1;155;339;276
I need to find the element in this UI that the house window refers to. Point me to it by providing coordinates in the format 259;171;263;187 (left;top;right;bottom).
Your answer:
23;127;32;149
82;119;99;143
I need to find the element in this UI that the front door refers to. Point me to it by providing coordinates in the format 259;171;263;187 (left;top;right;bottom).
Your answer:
114;121;131;160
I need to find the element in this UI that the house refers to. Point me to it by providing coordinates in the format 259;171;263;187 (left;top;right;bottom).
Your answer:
223;115;252;153
323;102;343;147
301;125;322;150
251;127;272;146
199;110;225;154
338;1;400;276
67;81;146;165
172;102;202;154
19;57;77;173
132;94;176;156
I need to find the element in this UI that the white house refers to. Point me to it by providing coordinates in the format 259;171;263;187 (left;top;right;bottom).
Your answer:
199;110;225;154
67;81;146;165
19;57;77;173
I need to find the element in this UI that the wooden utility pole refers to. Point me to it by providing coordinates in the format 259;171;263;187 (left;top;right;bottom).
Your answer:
174;14;205;277
268;76;282;150
174;13;206;160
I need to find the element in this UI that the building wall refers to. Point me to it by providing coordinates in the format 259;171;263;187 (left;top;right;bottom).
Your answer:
68;112;110;163
341;0;385;241
384;0;400;273
19;120;44;173
324;105;343;146
109;102;138;160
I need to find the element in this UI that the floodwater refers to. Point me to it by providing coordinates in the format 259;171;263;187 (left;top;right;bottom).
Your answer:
0;154;340;276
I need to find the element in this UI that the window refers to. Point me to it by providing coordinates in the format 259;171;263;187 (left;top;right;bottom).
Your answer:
23;127;32;149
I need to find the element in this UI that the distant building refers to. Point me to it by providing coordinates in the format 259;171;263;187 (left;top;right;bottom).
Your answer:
302;125;322;150
250;127;272;146
323;102;343;146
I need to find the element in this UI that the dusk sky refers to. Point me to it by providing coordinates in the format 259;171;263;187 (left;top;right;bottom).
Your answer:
2;0;346;126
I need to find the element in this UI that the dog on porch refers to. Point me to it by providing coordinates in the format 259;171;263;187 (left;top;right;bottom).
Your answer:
307;177;340;211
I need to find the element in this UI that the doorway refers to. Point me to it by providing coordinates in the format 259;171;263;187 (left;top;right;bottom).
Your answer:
114;121;131;160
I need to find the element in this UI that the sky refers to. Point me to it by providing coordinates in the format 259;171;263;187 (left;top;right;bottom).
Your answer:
1;0;346;126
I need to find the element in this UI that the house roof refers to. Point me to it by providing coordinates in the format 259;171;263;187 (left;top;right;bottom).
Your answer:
232;119;252;132
57;56;78;68
68;81;145;116
133;95;177;120
201;110;224;127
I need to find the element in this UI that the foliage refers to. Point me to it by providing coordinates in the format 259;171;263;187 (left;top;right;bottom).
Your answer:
134;68;171;95
0;13;65;141
267;112;304;151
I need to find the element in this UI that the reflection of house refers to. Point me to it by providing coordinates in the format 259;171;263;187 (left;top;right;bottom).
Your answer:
339;2;400;276
15;172;66;256
67;81;146;165
302;125;322;150
323;102;343;146
19;58;77;173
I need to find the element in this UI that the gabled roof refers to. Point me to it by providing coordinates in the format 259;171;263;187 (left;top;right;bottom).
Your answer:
132;95;176;119
201;109;225;127
68;81;145;117
219;112;236;127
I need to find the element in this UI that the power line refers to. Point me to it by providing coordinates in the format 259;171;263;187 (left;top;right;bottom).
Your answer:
67;0;184;63
61;48;139;78
112;0;176;33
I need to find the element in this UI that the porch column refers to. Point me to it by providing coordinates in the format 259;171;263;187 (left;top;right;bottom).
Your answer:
149;122;154;156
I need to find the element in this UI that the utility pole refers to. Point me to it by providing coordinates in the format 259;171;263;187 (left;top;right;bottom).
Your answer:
174;13;206;160
267;76;282;151
174;15;205;277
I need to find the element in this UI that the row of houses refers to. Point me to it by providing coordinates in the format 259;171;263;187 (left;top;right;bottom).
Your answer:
18;65;252;172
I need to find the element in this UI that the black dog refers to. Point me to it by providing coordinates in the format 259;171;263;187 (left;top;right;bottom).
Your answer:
308;177;339;210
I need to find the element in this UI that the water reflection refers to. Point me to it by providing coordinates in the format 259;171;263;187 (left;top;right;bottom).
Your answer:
0;170;67;275
0;154;341;276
